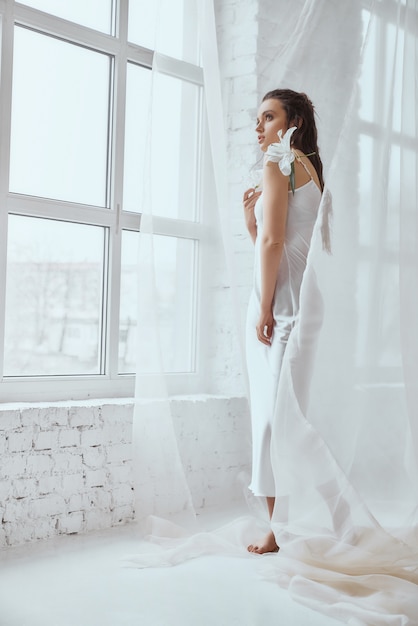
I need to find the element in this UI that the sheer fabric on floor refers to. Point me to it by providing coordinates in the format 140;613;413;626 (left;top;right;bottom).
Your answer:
131;0;418;624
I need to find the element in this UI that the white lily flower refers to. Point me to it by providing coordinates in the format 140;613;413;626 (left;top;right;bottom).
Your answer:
265;126;298;176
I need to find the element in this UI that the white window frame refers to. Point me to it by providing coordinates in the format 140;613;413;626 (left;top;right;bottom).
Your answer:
0;0;209;402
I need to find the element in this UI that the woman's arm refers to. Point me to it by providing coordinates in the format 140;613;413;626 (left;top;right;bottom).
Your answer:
243;188;261;244
256;160;288;345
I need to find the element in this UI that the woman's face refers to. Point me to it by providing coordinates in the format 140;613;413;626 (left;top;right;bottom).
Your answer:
255;98;288;152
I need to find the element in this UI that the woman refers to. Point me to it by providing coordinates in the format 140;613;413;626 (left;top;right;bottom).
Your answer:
243;89;324;554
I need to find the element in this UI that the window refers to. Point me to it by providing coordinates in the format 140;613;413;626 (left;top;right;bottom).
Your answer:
0;0;204;401
128;0;198;64
16;0;115;34
10;26;111;206
123;65;201;220
4;216;106;377
356;0;414;380
119;231;197;374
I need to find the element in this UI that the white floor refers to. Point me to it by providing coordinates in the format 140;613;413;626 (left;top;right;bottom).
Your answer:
0;506;343;626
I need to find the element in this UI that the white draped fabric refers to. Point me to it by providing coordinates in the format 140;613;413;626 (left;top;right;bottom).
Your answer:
131;0;418;623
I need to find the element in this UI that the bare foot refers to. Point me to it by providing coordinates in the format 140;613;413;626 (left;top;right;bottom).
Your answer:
247;530;279;554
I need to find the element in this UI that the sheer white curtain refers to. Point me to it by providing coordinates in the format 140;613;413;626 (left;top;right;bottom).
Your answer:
131;0;418;623
131;0;244;524
131;0;198;525
247;0;418;622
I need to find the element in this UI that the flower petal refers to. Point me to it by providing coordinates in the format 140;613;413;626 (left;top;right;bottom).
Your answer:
265;127;297;175
265;142;282;162
278;126;297;150
279;157;291;176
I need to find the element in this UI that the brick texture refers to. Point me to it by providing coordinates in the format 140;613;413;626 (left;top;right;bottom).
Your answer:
0;402;135;548
0;397;250;548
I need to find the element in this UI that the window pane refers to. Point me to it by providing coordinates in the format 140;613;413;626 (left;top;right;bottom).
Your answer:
388;23;404;134
4;216;106;376
123;63;152;214
358;133;374;247
18;0;114;34
118;231;196;373
359;10;376;122
119;230;139;373
151;75;200;220
10;27;110;207
128;0;198;64
124;68;201;220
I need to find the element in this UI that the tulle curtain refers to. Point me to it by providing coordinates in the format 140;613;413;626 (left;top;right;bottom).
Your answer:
131;8;198;525
131;0;418;623
131;0;244;523
251;0;418;622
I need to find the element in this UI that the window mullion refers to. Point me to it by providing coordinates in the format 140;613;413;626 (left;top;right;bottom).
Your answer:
106;0;129;381
6;194;118;226
13;2;120;55
153;51;203;86
0;1;15;382
144;216;205;241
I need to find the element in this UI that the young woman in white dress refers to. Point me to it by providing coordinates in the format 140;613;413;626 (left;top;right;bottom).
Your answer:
243;89;324;554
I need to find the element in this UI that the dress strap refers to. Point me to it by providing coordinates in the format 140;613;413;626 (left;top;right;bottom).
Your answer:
294;152;313;180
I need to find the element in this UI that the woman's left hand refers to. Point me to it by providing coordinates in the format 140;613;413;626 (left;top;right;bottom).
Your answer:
256;309;274;345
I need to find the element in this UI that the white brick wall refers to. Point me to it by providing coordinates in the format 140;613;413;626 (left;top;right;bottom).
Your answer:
171;396;251;509
0;396;251;548
0;401;134;548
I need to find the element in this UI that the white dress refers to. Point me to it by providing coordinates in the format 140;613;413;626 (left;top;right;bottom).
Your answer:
246;176;322;496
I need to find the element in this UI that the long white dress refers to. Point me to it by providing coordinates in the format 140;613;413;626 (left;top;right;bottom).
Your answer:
246;176;322;497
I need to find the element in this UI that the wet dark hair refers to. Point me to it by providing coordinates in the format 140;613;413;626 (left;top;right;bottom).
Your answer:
263;89;324;191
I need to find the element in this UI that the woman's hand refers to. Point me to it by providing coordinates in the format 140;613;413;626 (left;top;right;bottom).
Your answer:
243;187;261;241
256;308;274;346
